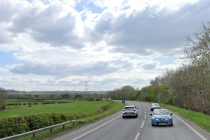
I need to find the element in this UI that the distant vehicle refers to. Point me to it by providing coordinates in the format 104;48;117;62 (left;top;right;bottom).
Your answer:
150;103;161;111
122;105;138;118
150;109;173;126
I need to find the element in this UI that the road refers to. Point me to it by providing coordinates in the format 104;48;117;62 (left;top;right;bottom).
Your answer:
52;101;210;140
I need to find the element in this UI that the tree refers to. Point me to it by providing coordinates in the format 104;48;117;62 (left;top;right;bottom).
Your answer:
0;87;7;110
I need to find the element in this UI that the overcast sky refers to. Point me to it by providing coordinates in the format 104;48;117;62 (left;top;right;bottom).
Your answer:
0;0;210;91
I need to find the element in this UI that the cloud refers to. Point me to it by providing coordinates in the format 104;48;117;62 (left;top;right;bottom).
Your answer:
87;0;210;56
5;0;85;48
141;60;159;70
9;59;134;76
2;0;210;55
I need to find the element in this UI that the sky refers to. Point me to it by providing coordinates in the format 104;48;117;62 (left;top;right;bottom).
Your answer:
0;0;210;91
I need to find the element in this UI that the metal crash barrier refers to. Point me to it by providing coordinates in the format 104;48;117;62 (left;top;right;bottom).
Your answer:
1;120;85;140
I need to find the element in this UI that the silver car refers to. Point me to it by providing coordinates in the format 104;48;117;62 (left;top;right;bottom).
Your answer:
122;105;138;118
150;103;161;111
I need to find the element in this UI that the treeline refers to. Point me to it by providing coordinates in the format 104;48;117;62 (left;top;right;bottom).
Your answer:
0;87;7;110
7;92;104;101
105;85;136;100
105;22;210;115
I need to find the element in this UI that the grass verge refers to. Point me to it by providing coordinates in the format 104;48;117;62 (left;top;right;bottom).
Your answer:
18;101;125;140
159;103;210;132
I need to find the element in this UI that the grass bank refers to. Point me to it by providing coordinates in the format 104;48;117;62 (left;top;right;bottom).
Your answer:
159;103;210;132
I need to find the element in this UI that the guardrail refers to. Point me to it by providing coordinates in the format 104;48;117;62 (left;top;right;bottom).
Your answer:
1;120;85;140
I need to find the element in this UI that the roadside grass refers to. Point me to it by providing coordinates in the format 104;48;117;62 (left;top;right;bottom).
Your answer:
0;101;109;118
18;101;125;140
158;103;210;132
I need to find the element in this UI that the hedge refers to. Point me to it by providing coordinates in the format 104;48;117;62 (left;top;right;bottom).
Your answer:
0;101;113;138
6;103;21;106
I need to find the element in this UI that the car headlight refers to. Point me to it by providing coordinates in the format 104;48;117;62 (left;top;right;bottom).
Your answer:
166;116;172;120
151;117;155;120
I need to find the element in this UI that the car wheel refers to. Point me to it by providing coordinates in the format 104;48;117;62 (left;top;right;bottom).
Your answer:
151;109;153;111
170;124;173;126
152;124;155;126
122;116;125;119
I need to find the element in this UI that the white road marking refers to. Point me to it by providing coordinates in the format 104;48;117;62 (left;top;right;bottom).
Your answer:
139;104;146;129
72;114;121;140
141;120;145;128
55;112;121;140
134;133;140;140
174;114;207;140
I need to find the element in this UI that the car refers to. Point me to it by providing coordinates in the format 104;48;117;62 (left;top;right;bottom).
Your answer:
150;109;173;126
150;103;161;111
122;105;138;118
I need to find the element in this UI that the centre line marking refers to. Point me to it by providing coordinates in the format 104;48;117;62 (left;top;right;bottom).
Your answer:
73;114;121;140
134;133;140;140
141;120;145;128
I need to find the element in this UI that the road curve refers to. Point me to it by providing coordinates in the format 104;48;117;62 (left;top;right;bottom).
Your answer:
52;101;210;140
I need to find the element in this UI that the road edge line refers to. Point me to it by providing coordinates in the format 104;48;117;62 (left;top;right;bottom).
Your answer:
174;114;207;140
73;114;121;140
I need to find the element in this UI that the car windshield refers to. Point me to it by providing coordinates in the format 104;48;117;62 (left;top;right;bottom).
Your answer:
125;107;134;110
153;110;169;115
152;103;159;106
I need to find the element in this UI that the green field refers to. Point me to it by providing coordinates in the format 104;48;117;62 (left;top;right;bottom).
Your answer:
0;100;125;139
0;100;110;118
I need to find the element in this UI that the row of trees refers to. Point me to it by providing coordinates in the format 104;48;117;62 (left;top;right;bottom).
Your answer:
7;92;105;101
105;85;135;100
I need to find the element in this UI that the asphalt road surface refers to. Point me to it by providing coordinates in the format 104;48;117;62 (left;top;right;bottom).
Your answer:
52;101;210;140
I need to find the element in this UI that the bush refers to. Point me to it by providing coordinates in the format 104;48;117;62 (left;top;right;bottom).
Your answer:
0;116;27;138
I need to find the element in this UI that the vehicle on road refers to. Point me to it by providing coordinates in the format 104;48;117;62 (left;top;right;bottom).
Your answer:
150;109;173;126
122;105;138;118
150;103;161;111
